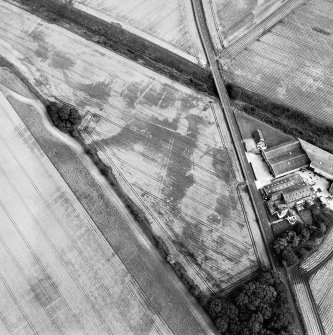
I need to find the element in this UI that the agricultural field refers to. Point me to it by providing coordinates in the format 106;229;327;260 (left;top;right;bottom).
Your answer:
290;202;333;335
225;0;333;127
202;0;304;52
309;259;333;335
290;271;323;335
0;86;204;335
0;1;269;292
72;0;207;66
0;66;220;335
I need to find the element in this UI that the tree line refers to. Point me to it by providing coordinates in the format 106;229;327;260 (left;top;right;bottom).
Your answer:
205;270;294;335
273;204;333;267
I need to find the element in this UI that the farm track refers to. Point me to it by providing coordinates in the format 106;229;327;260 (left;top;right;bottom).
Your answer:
205;0;304;55
226;0;305;56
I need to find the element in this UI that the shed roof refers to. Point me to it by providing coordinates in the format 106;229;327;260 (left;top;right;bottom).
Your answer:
299;139;333;179
264;140;299;159
263;174;302;196
269;154;309;178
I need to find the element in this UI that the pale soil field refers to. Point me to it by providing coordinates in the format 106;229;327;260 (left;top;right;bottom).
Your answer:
225;0;333;126
0;90;179;335
0;1;268;292
202;0;304;52
72;0;207;66
0;71;219;335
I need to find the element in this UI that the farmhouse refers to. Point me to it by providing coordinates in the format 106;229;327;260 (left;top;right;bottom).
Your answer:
262;140;309;178
299;139;333;180
263;174;313;216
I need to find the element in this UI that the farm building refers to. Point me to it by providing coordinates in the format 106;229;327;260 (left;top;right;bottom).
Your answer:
262;173;304;199
263;173;313;216
253;129;266;150
262;140;309;178
299;139;333;180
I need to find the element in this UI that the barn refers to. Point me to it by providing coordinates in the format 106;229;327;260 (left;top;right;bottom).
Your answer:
262;140;309;178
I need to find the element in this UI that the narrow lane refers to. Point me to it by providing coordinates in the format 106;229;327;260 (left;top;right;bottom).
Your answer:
191;1;305;334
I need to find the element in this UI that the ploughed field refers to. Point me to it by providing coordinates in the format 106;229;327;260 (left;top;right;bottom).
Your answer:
309;259;333;335
202;0;304;52
289;212;333;335
72;0;207;66
0;1;267;292
290;271;322;335
292;228;333;335
225;0;333;126
0;90;178;335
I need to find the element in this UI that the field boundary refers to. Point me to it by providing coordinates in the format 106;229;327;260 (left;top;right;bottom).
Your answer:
7;0;216;97
227;82;333;154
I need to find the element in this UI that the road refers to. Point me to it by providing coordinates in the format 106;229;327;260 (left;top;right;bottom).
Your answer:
191;1;304;334
191;0;274;264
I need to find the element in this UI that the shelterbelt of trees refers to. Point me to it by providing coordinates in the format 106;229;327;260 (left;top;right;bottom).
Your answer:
273;204;333;267
205;270;294;335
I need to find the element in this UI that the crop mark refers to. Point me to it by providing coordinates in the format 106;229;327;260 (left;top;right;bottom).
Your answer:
157;90;167;109
157;137;174;194
134;81;155;106
51;50;76;71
